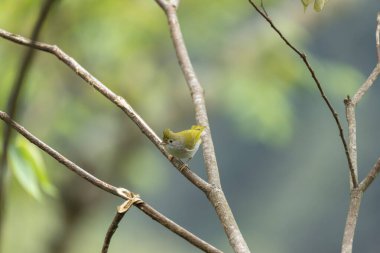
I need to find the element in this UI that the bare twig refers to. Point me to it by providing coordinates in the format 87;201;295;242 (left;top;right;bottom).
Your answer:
359;157;380;192
247;0;358;188
0;28;210;193
0;111;223;253
352;64;380;105
138;203;224;253
0;0;57;248
260;0;268;17
102;211;126;253
154;2;250;253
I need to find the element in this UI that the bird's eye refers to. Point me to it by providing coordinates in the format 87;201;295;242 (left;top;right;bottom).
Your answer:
169;139;173;143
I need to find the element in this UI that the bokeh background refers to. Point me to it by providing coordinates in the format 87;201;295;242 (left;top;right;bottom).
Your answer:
1;0;380;252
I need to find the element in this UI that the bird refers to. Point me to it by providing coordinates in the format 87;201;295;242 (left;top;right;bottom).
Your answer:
162;125;205;164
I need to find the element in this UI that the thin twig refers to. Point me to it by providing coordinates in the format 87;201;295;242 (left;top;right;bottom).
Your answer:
260;0;268;17
359;157;380;192
0;28;210;193
0;111;223;253
247;0;358;188
138;203;223;253
102;211;126;253
352;64;380;105
0;0;57;248
155;2;250;253
102;182;143;252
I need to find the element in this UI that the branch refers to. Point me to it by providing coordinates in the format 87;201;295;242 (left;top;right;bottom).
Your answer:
102;211;126;253
352;65;380;105
0;0;57;243
345;31;380;190
247;0;358;188
155;2;250;253
351;12;380;106
0;111;223;253
342;12;380;253
0;28;210;193
359;157;380;192
156;2;220;186
341;188;363;253
246;4;380;253
344;97;358;189
344;64;380;190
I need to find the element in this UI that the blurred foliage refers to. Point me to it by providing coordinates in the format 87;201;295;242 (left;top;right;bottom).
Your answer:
302;0;328;12
1;0;377;253
9;135;57;200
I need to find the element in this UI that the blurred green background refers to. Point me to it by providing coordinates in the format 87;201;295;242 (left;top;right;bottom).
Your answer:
1;0;379;252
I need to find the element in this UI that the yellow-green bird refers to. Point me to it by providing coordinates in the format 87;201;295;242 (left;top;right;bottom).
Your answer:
162;125;205;163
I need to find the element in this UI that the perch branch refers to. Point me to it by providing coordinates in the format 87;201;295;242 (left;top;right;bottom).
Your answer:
0;111;223;253
155;1;250;253
247;0;357;188
0;28;210;193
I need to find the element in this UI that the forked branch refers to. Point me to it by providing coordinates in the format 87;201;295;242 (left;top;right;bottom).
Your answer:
336;11;380;253
247;3;380;253
247;0;358;188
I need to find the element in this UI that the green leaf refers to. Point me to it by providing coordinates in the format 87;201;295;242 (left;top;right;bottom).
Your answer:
301;0;326;12
314;0;326;12
9;136;57;200
301;0;313;9
15;136;58;197
9;145;42;200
